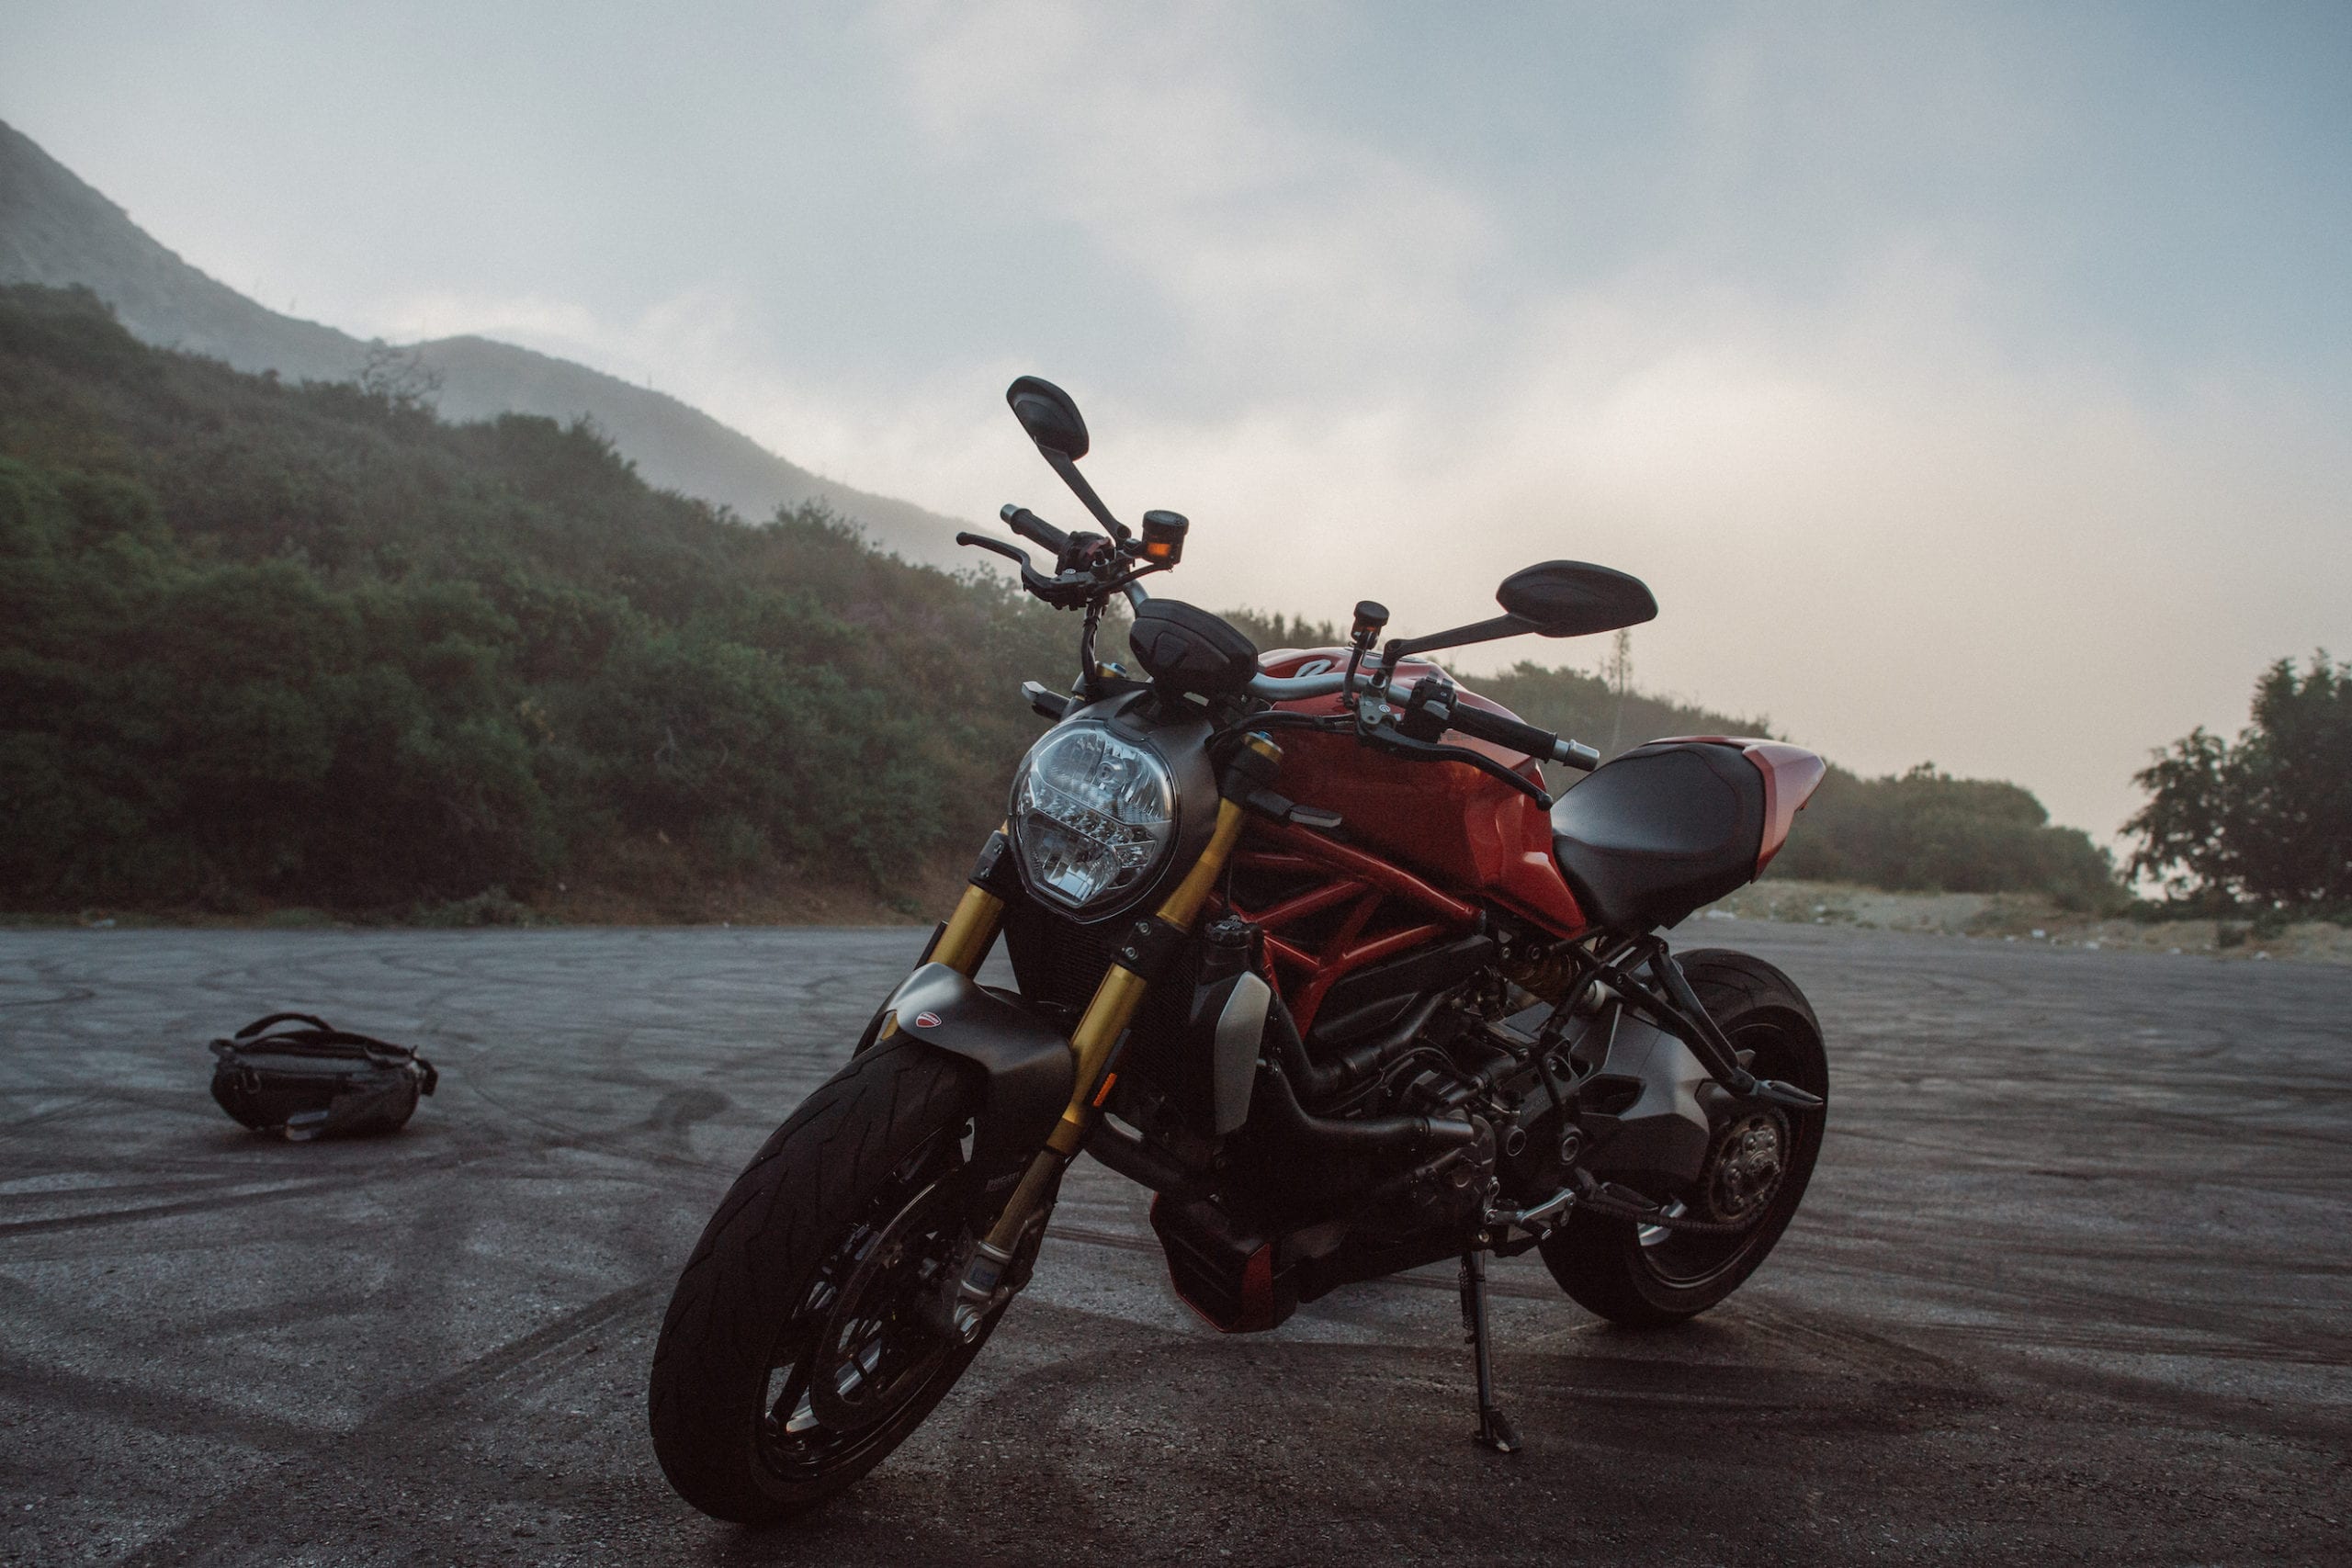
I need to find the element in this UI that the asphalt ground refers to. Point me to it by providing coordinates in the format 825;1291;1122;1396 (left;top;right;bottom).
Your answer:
0;923;2346;1566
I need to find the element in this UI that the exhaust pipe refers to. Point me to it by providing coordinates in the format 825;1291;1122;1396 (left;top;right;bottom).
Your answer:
1257;1059;1480;1156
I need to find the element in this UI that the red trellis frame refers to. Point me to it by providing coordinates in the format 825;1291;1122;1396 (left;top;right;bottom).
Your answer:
1216;818;1481;1037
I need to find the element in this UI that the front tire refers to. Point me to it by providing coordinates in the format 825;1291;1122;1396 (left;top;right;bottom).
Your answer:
1541;948;1827;1327
648;1040;992;1523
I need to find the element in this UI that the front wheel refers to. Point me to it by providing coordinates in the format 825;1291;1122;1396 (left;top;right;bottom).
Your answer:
648;1040;995;1522
1541;948;1828;1327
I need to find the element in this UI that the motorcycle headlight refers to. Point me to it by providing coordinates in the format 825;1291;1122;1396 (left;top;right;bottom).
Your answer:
1011;721;1178;914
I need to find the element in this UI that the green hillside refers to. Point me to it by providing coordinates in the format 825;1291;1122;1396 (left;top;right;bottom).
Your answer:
0;285;1072;914
0;285;2115;919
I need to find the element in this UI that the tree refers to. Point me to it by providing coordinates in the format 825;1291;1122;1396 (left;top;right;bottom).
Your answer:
1603;627;1632;753
356;340;443;412
1770;761;2118;905
2126;653;2352;908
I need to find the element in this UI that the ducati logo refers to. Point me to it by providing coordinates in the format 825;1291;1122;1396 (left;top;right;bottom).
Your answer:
912;1011;943;1029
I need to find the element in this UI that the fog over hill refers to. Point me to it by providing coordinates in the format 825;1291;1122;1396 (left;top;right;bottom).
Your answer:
0;117;973;567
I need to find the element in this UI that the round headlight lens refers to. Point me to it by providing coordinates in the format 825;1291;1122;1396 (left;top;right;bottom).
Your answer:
1012;722;1178;913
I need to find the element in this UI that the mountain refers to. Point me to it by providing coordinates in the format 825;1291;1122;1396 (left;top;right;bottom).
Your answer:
0;119;361;384
0;280;2121;918
0;282;1073;915
399;333;977;565
0;117;974;567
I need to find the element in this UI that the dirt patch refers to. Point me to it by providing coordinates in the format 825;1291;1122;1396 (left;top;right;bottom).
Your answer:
528;840;959;928
6;846;962;931
1694;878;2352;964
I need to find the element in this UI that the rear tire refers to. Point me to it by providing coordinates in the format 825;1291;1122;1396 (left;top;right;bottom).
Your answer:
648;1039;991;1523
1541;948;1827;1327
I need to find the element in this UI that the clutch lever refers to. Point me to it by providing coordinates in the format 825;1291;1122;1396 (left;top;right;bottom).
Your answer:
1360;718;1554;808
952;531;1105;609
955;531;1032;568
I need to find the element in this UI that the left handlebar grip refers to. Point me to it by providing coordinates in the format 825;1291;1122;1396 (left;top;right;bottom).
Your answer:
1448;705;1599;771
1001;504;1069;556
1448;705;1552;756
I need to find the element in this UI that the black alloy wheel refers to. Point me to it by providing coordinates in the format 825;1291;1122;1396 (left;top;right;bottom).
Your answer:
760;1149;964;1477
1539;948;1828;1326
650;1041;1002;1522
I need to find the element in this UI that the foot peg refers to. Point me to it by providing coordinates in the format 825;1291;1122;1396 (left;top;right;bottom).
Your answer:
1458;1250;1520;1454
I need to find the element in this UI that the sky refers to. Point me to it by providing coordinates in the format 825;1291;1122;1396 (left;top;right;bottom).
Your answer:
6;0;2349;843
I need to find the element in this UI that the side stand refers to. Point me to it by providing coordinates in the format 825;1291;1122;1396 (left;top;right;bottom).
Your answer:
1458;1249;1521;1453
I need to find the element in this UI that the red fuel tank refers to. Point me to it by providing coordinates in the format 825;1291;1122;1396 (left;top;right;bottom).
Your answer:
1255;649;1589;937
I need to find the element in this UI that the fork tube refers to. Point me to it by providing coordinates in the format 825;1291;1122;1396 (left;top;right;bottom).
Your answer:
930;826;1012;976
1045;794;1250;1156
931;884;1004;976
979;736;1276;1258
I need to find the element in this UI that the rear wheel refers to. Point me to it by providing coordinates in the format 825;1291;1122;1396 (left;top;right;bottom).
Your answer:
648;1040;996;1522
1541;949;1827;1327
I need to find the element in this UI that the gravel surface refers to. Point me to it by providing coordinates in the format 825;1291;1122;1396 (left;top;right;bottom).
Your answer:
1;924;2346;1565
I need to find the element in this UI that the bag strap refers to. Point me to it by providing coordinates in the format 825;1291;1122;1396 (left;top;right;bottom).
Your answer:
219;1015;435;1088
236;1012;334;1039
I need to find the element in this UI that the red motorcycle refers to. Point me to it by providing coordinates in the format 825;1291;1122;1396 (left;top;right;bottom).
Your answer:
648;378;1830;1522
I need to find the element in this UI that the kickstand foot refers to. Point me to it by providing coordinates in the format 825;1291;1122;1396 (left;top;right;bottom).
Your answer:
1458;1249;1520;1454
1476;1404;1521;1454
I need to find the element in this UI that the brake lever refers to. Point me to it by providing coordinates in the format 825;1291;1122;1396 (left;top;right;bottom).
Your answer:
1360;719;1554;808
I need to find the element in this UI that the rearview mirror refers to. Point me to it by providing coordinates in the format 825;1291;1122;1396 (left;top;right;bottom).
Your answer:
1006;376;1091;461
1495;561;1657;638
1385;559;1658;661
1006;375;1132;542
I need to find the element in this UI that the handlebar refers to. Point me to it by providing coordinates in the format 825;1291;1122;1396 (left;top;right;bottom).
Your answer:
965;503;1167;610
1443;702;1601;772
1241;669;1598;771
971;513;1595;772
1242;669;1353;701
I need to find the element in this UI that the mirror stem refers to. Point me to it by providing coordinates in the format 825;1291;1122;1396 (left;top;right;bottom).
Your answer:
1044;449;1131;542
1385;614;1538;662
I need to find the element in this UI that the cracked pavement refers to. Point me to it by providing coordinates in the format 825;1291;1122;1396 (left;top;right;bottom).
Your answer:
1;923;2346;1564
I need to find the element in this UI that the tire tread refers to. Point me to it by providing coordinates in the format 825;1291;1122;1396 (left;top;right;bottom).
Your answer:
648;1041;977;1522
1539;947;1827;1327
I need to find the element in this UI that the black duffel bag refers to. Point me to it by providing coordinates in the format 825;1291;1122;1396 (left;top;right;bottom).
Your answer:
208;1013;437;1141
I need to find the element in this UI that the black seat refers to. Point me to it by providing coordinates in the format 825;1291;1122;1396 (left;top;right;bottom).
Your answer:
1549;741;1766;931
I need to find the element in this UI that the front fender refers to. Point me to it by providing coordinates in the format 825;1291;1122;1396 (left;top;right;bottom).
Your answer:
877;964;1075;1195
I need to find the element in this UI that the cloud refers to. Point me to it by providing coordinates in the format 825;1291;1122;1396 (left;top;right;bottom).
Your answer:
371;287;766;399
883;0;1502;388
353;3;2349;844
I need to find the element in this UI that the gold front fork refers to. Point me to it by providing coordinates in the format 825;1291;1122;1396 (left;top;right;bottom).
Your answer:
1045;794;1250;1155
931;880;1005;976
911;818;1015;985
971;735;1275;1276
